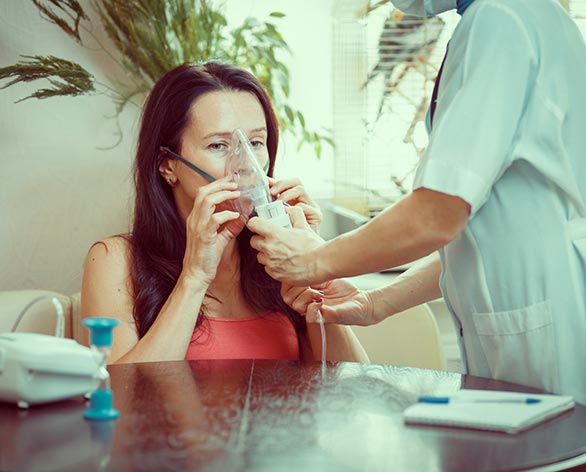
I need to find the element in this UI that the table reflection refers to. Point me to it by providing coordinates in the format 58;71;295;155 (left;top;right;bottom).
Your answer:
0;398;114;471
0;360;584;472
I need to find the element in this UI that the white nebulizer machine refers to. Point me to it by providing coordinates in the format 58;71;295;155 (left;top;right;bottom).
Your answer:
0;295;119;419
0;331;101;408
225;128;292;228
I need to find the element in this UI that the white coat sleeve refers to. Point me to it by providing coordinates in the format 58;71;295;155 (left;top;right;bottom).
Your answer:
413;4;537;214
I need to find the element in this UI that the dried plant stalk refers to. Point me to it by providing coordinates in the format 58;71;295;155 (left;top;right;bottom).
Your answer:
0;0;330;155
0;55;94;102
32;0;89;43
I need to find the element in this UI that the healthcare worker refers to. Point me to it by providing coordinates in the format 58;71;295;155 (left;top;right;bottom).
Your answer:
248;0;586;404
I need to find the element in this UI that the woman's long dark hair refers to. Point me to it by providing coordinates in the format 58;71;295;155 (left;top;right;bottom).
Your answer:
130;62;308;354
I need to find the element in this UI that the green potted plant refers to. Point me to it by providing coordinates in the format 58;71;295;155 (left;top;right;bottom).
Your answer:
0;0;332;155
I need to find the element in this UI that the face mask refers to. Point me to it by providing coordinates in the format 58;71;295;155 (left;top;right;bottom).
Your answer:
225;128;291;227
391;0;457;16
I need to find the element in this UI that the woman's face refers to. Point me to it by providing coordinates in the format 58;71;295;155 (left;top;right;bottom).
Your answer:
171;90;269;208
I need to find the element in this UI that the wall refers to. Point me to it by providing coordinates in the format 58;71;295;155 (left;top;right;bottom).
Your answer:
0;0;336;294
225;0;336;197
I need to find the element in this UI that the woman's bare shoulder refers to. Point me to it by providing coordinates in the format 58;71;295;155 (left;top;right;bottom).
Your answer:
82;234;136;349
89;234;131;254
86;234;132;266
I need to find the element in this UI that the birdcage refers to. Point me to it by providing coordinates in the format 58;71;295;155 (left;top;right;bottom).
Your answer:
332;0;456;220
331;0;586;225
570;0;586;28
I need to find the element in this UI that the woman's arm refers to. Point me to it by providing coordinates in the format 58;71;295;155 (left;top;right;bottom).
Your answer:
81;237;208;364
82;178;242;364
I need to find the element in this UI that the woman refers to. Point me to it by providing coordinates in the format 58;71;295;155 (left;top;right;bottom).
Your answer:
81;62;368;364
248;0;586;404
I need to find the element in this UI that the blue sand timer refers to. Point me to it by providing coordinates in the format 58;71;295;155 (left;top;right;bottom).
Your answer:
83;317;120;421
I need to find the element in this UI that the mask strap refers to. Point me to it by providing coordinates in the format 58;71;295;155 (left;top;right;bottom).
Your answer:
160;146;216;182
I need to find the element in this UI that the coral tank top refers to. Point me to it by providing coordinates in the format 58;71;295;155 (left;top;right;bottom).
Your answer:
185;313;300;361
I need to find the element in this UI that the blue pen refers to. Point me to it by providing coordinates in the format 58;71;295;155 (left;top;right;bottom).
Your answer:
418;396;541;404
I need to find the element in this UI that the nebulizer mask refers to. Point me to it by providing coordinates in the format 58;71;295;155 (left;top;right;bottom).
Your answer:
225;128;291;228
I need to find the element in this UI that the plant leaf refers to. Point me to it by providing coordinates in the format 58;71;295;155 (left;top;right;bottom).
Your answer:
297;111;305;128
3;0;331;157
283;104;295;123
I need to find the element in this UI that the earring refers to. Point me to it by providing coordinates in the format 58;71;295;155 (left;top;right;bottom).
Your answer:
167;178;175;187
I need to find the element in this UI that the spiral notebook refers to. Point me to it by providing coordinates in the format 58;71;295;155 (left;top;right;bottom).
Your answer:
403;389;575;434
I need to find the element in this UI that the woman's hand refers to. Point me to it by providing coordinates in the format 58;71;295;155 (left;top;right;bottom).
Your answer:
181;177;243;285
281;278;377;326
268;177;322;232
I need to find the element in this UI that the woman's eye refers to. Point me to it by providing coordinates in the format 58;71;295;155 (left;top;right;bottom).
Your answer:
208;142;229;152
250;140;266;149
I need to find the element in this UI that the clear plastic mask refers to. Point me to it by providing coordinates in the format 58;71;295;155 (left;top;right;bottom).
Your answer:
225;128;271;222
225;129;291;227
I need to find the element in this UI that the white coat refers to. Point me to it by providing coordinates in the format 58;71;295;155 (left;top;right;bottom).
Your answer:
413;0;586;404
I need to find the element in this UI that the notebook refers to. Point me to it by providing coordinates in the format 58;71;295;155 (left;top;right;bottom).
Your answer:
403;389;575;434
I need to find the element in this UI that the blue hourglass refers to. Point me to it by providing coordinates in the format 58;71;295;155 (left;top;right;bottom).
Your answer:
83;317;120;421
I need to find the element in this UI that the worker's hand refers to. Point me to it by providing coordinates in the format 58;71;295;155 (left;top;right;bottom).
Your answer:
248;206;325;286
268;177;322;232
281;278;377;326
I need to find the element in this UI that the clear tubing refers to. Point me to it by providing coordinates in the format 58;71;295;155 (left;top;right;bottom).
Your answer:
317;309;327;377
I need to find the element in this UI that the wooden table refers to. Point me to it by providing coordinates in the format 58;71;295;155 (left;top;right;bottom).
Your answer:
1;360;585;471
